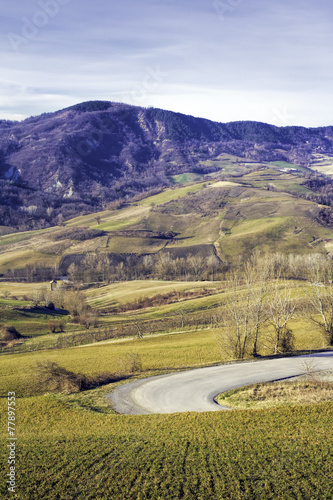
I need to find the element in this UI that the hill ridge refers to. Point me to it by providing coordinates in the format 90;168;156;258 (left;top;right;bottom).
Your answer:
1;100;333;229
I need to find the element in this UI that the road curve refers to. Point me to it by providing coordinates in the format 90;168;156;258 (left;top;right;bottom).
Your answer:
108;353;333;415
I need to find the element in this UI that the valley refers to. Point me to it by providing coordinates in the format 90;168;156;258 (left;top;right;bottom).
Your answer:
1;103;333;499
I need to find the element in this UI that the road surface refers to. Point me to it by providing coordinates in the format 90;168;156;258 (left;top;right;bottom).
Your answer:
109;352;333;414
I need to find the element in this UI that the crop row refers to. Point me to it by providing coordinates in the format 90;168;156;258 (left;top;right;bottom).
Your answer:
0;396;332;499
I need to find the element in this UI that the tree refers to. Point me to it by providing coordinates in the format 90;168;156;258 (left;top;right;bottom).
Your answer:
188;255;204;281
305;254;333;345
67;263;81;283
63;291;88;317
115;262;125;281
155;253;172;279
219;265;259;360
266;282;296;354
96;254;110;283
56;213;65;226
207;255;220;281
218;253;272;359
250;252;272;356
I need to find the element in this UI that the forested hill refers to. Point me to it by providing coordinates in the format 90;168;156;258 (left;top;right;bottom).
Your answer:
1;100;333;229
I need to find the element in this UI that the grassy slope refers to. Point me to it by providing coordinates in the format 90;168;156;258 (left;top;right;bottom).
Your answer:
85;280;221;308
1;394;333;499
0;278;327;355
0;168;331;271
310;154;333;176
0;306;326;399
216;379;333;409
0;276;331;498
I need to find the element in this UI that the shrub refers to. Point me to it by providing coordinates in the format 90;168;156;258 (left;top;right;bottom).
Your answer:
36;362;87;394
79;313;98;330
48;320;64;334
35;361;127;394
1;325;22;341
277;328;295;353
118;353;143;374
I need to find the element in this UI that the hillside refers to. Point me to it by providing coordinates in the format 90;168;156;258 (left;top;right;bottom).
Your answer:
2;167;333;281
1;100;333;229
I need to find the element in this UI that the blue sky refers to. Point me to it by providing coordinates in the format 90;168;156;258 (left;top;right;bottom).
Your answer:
1;0;333;126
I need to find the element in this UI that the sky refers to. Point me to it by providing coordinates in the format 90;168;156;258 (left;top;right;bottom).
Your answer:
1;0;333;126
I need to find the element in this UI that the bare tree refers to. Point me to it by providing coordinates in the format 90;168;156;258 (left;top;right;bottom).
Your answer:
67;263;81;283
133;322;143;339
218;252;291;359
265;282;296;354
299;355;318;381
115;262;125;281
249;252;272;357
207;255;220;281
188;255;204;281
177;307;187;329
155;253;172;279
220;265;260;360
305;254;333;346
96;254;110;283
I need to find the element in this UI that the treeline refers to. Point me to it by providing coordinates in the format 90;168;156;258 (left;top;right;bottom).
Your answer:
65;249;333;284
66;252;224;283
4;247;333;285
3;265;57;282
4;251;333;356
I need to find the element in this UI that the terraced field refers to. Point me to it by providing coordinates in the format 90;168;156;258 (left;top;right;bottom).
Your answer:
1;167;331;274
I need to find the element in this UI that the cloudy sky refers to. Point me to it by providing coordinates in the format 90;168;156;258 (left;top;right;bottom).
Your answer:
1;0;333;126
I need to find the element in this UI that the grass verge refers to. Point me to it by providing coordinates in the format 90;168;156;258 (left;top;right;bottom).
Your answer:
216;377;333;409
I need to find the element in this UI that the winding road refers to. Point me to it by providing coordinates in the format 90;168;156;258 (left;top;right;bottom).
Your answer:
109;353;333;414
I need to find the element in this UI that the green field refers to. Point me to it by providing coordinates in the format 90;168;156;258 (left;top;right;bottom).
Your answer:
169;172;204;184
1;395;332;499
216;379;333;410
85;280;222;309
138;182;206;206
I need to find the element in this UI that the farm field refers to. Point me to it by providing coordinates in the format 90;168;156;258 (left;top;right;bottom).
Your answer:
0;274;328;354
0;276;327;359
84;279;222;308
0;394;332;499
310;154;333;176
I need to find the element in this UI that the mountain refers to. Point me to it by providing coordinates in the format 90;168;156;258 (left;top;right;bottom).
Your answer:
1;100;333;229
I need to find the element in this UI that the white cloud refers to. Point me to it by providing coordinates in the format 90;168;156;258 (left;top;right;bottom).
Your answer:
0;0;333;125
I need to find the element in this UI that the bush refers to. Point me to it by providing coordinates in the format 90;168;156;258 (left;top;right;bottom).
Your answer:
35;361;127;394
48;320;64;333
36;362;87;394
277;328;295;353
1;325;22;341
79;313;98;330
118;353;143;374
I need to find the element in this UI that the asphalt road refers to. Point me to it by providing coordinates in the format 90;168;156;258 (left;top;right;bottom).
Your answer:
109;352;333;415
